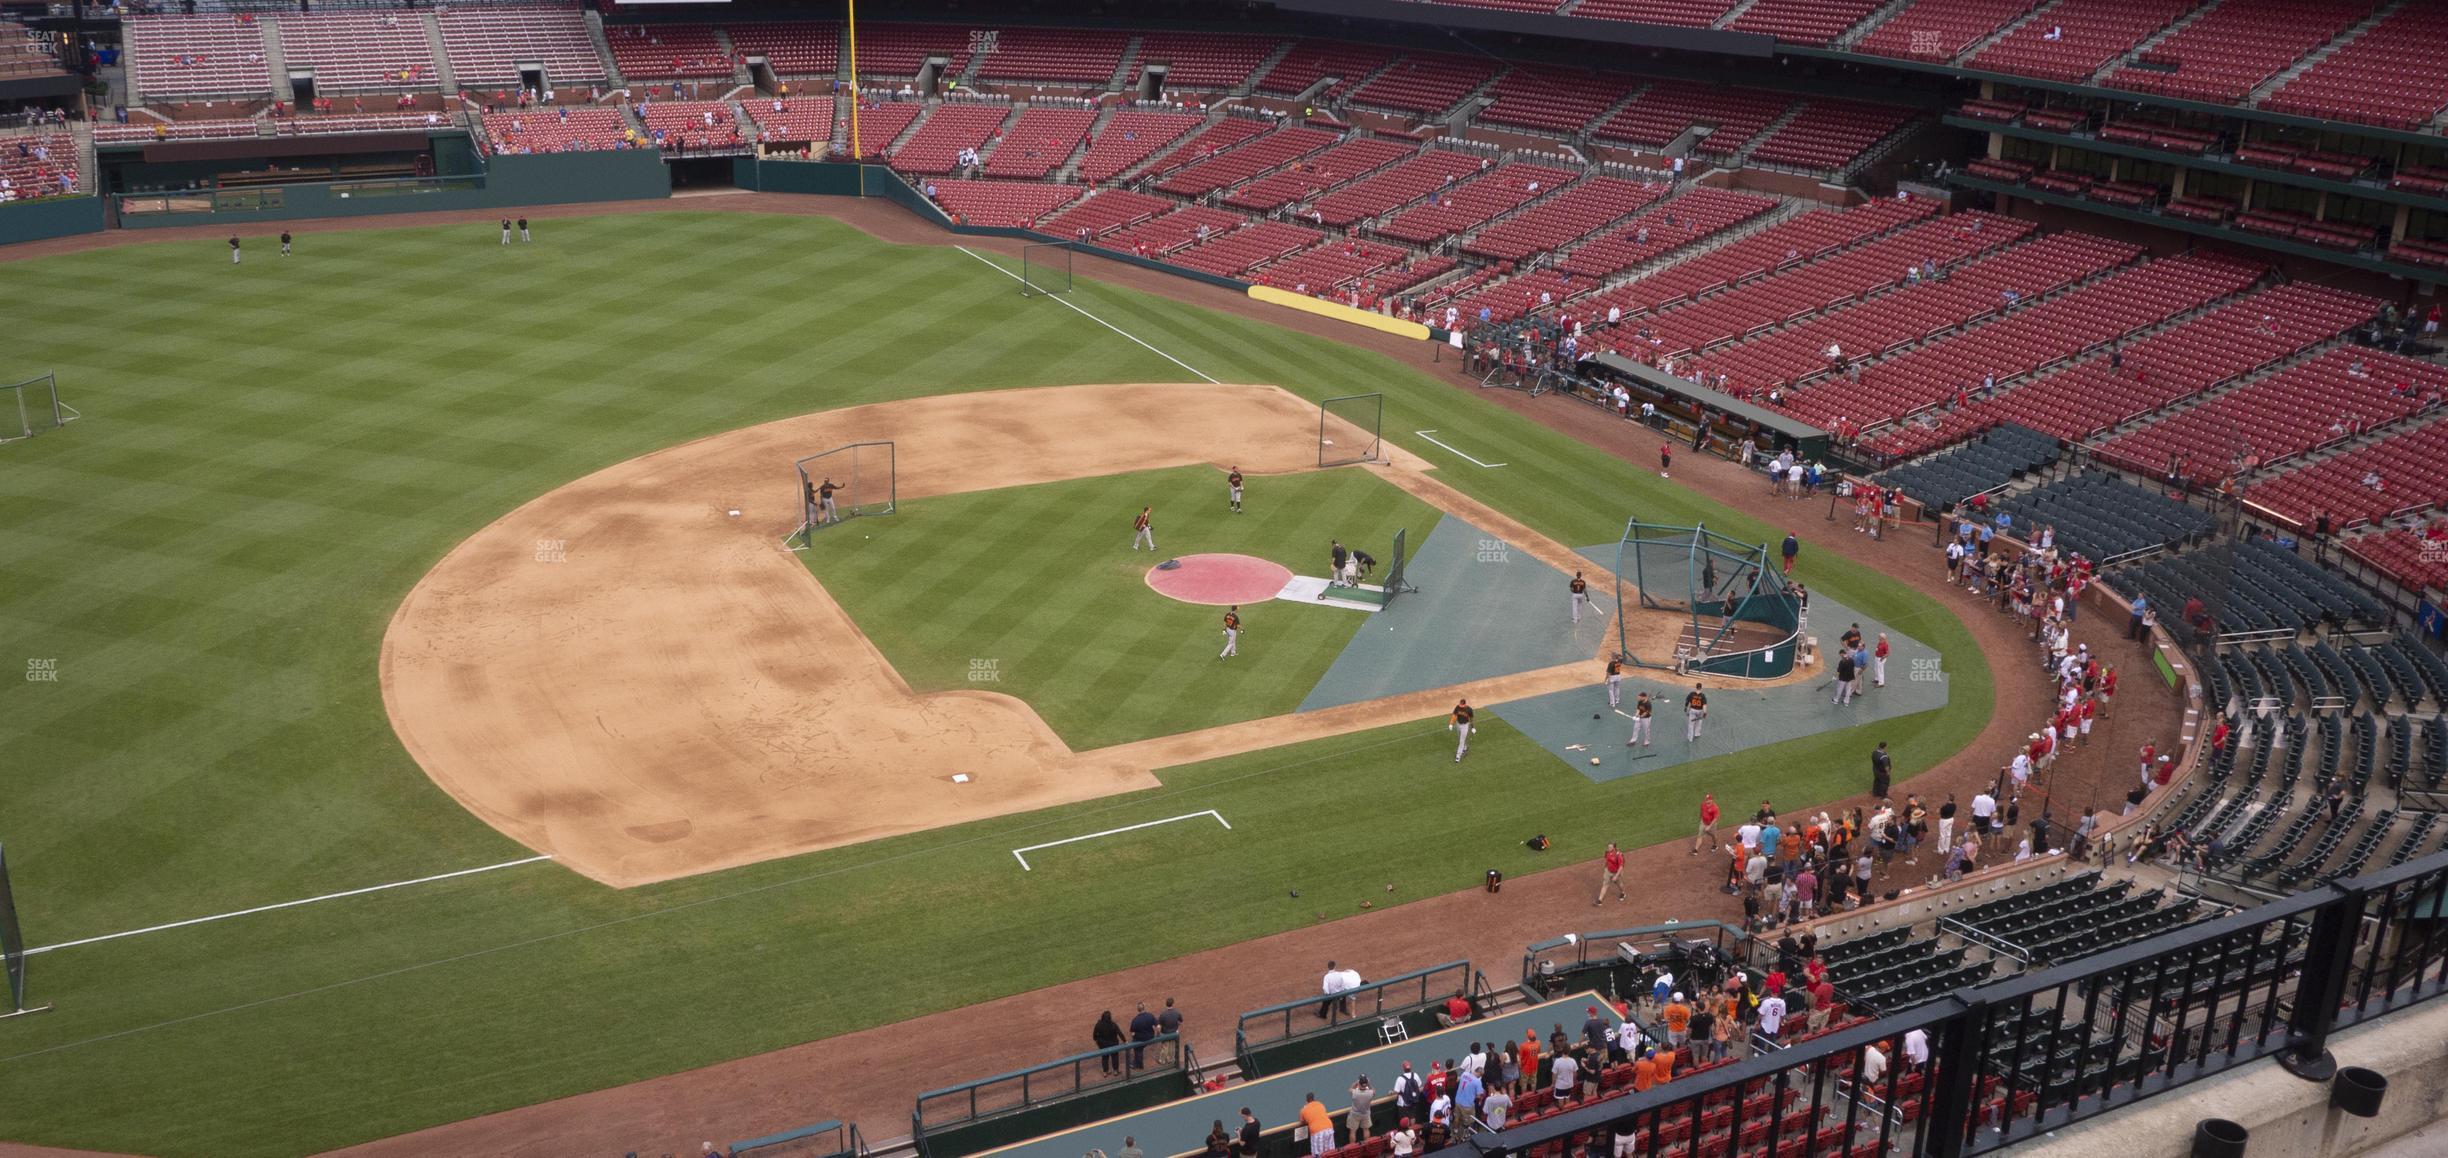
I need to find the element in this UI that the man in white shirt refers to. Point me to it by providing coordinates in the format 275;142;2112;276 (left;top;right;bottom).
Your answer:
1550;1052;1580;1101
1971;791;1998;834
1463;1044;1487;1079
1860;1042;1888;1085
1903;1027;1930;1070
1758;992;1787;1039
2009;750;2032;792
1319;962;1354;1021
1737;820;1763;856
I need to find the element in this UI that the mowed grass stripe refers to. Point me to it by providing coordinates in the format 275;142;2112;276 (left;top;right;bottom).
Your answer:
0;212;1989;1156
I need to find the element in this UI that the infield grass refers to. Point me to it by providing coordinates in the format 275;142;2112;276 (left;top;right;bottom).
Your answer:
0;212;1992;1156
806;464;1443;748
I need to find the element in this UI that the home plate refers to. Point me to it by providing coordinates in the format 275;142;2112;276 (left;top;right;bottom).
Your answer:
1276;575;1382;612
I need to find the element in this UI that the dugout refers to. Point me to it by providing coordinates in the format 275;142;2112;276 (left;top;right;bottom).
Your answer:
1520;922;1750;1005
1584;354;1830;462
913;1034;1196;1158
1233;960;1477;1078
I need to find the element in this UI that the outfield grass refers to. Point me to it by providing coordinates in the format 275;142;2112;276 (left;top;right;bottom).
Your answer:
806;465;1443;748
0;213;1992;1156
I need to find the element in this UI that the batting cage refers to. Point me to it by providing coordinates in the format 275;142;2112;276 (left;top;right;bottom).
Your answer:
1317;393;1383;467
1020;242;1074;298
1613;519;1803;679
786;441;897;551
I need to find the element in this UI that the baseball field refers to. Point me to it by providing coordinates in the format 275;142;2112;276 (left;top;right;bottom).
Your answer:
0;210;1993;1156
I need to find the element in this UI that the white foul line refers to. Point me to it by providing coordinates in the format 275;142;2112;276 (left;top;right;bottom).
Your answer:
1013;810;1231;871
1413;430;1507;468
953;246;1220;384
24;854;556;956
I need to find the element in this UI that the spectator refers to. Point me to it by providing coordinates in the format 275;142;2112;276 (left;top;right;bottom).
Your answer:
1128;1003;1157;1069
1388;1118;1418;1158
1158;997;1184;1040
1437;993;1472;1027
1300;1094;1335;1157
1550;1050;1580;1104
1235;1110;1262;1158
1092;1011;1125;1073
1120;1136;1143;1158
1480;1082;1512;1130
1393;1062;1426;1124
1347;1075;1376;1143
1205;1124;1231;1158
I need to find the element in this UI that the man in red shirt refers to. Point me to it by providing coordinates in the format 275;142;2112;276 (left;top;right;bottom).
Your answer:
2211;720;2230;758
2138;743;2157;788
1692;793;1720;855
1595;841;1627;906
1872;633;1890;687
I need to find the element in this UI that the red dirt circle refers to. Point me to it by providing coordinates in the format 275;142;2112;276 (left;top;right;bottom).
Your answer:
1144;553;1295;605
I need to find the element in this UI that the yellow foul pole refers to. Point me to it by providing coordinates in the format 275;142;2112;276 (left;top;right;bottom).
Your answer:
847;0;863;160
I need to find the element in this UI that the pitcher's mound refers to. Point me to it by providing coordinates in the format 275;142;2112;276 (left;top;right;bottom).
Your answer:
1146;554;1295;605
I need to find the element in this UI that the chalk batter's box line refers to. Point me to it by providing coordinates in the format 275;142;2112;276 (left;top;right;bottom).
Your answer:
1012;810;1232;871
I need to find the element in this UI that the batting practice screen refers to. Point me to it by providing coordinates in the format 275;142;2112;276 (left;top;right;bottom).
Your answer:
0;373;75;445
1317;393;1383;468
1020;243;1074;298
0;843;26;1012
787;441;897;550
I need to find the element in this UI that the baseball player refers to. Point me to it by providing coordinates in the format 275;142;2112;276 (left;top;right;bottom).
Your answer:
1227;467;1244;514
1352;548;1376;582
1329;539;1349;586
500;218;512;246
1684;684;1709;742
1628;691;1654;747
1659;444;1672;479
817;477;840;524
518;217;532;242
279;230;292;256
1605;656;1625;708
1220;606;1242;659
1449;698;1475;762
1570;571;1590;623
229;235;241;265
1132;506;1155;551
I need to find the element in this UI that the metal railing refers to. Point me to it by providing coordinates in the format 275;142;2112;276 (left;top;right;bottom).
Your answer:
1234;960;1473;1059
914;1034;1187;1135
1444;849;2448;1158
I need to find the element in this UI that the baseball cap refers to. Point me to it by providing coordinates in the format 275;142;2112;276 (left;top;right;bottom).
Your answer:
1671;992;1684;1001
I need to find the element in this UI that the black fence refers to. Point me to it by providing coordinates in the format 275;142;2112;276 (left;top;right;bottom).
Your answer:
1443;851;2448;1158
913;1034;1194;1158
1234;960;1475;1078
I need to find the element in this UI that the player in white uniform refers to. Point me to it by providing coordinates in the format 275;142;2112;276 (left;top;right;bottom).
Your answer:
1450;699;1475;762
1132;506;1155;551
1227;467;1244;514
1605;657;1625;708
1220;606;1242;658
1684;685;1709;741
1627;691;1654;747
1570;572;1590;623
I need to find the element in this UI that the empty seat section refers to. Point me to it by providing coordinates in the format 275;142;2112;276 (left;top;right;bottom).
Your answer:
1171;220;1325;278
2102;0;2369;104
1376;162;1577;245
1222;136;1412;212
1132;33;1281;90
437;4;606;86
1966;0;2194;84
924;179;1081;228
1886;283;2380;456
2096;343;2404;480
2345;527;2448;593
889;102;1011;174
280;12;438;90
1153;124;1338;197
1856;0;2034;60
1103;205;1249;254
1309;150;1489;228
0;129;77;197
2261;4;2448;130
1780;251;2263;428
1476;69;1638;136
2243;416;2448;530
1349;53;1500;115
603;22;730;81
745;98;835;145
840;100;924;155
1464;176;1667;261
725;22;839;77
1449;267;1591;325
1073;110;1207;183
1040;189;1176;239
639;100;746;152
1573;0;1741;27
981;106;1096;178
1430;0;1566;11
480;106;633;153
1136;117;1269;182
847;23;973;79
1644;212;2038;359
1592;79;1793;153
1252;41;1399;100
127;15;271;99
1249;238;1414;296
1726;0;1887;46
1746;99;1916;171
1574;193;1915;296
972;27;1130;84
95;118;258;142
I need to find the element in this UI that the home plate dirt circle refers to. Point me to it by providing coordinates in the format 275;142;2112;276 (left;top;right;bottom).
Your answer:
1145;554;1295;605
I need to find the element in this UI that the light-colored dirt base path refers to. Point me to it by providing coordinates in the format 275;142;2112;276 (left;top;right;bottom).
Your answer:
382;382;1465;886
